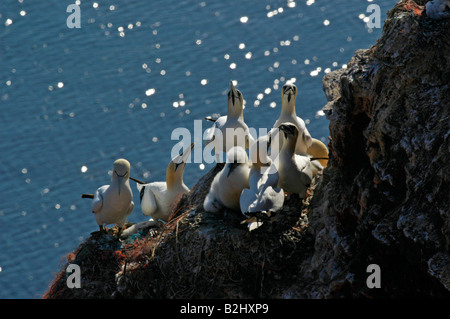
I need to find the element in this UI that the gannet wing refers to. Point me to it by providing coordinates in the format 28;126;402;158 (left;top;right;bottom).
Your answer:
136;183;158;216
204;126;216;147
91;185;108;214
300;123;313;149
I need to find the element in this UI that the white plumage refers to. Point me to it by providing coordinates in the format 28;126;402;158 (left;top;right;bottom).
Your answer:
277;123;313;197
134;143;194;222
204;81;255;162
88;158;134;234
204;146;251;212
269;82;312;156
240;138;284;231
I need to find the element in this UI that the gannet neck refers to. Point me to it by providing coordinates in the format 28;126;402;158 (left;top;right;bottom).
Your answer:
166;163;185;190
282;134;297;155
279;123;298;155
280;82;298;117
281;98;297;117
112;158;131;195
166;143;194;190
227;81;244;119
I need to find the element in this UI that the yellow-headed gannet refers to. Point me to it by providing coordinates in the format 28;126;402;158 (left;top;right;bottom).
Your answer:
82;158;134;234
204;146;251;212
277;123;313;197
131;143;194;222
307;138;329;168
306;138;329;176
204;81;255;162
270;82;312;155
240;137;284;231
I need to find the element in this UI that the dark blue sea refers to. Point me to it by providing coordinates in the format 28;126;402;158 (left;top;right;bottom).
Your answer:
0;0;394;298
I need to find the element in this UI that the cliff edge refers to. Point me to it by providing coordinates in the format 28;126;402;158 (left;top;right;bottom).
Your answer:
44;0;450;299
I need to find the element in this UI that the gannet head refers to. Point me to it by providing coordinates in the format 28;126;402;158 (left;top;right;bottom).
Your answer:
281;82;298;104
227;81;244;117
113;158;130;195
167;143;195;187
225;146;248;177
278;122;299;141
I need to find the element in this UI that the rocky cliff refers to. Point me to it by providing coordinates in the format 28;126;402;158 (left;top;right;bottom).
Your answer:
44;0;450;299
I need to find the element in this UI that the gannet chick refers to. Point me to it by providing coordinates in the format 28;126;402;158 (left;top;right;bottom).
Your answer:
240;137;284;231
84;159;134;235
277;123;313;197
269;82;312;155
204;81;255;162
426;0;450;19
132;143;195;222
204;146;251;212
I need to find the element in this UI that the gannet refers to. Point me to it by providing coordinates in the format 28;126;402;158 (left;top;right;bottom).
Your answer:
306;138;329;176
82;158;134;234
204;146;251;212
204;81;255;162
131;143;194;222
240;137;284;231
269;82;312;156
426;0;450;19
307;138;329;168
277;123;313;197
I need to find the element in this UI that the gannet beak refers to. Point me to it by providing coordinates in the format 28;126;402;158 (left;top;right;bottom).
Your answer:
117;175;123;195
229;80;238;106
130;177;146;184
174;142;195;171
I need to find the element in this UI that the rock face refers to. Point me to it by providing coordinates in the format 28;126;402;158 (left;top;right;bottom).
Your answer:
44;0;450;299
297;0;450;298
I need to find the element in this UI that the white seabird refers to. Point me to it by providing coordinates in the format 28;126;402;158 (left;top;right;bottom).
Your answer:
204;81;255;162
82;158;134;234
269;82;312;156
131;143;195;222
240;137;284;231
204;146;251;212
426;0;450;19
277;123;313;197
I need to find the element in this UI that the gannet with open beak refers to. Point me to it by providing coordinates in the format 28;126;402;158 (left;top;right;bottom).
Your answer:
204;146;251;212
204;81;255;162
277;123;313;197
82;158;134;234
269;82;312;155
240;137;284;231
131;143;195;222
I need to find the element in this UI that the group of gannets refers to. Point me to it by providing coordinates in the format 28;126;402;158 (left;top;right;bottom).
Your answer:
82;81;328;235
82;143;194;236
203;81;328;231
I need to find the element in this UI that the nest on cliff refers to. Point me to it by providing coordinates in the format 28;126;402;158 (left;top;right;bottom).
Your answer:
44;163;322;299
